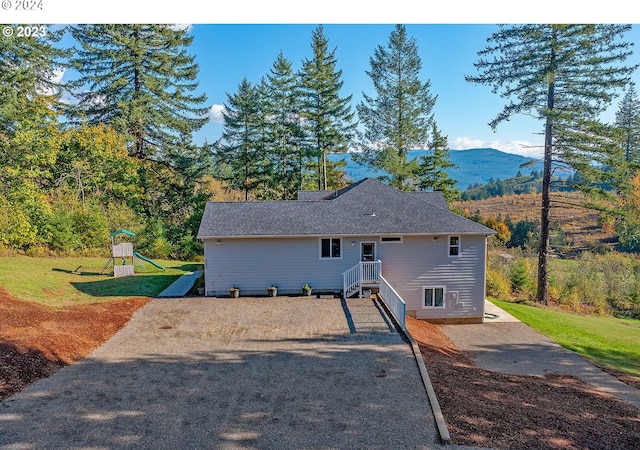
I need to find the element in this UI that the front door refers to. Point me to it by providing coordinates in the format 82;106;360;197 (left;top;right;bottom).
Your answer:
361;242;376;262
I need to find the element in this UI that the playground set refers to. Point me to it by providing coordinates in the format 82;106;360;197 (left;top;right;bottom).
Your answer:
101;229;165;277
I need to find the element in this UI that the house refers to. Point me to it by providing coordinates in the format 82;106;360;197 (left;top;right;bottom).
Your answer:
196;178;496;324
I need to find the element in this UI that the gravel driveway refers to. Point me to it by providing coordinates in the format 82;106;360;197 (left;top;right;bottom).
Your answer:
0;296;456;450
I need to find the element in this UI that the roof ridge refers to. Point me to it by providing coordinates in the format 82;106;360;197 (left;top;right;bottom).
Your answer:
323;178;370;200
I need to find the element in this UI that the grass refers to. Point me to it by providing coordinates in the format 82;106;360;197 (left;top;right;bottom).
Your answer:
0;255;198;307
491;299;640;378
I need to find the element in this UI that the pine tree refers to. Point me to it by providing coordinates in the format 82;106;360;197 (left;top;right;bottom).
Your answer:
214;78;267;201
355;24;436;191
263;52;305;200
70;24;209;215
466;24;636;305
300;25;356;190
415;122;459;203
615;82;640;164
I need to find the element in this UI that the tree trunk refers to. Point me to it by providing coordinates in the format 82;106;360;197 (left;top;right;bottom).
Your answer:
536;128;552;305
536;78;556;306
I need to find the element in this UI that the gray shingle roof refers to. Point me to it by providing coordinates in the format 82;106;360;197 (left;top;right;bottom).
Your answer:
197;178;496;238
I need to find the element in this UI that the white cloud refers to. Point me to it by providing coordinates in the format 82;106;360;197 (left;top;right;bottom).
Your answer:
51;68;66;84
36;68;67;97
208;104;226;124
170;24;193;32
451;136;544;159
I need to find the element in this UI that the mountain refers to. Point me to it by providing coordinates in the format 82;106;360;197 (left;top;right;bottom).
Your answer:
330;148;544;190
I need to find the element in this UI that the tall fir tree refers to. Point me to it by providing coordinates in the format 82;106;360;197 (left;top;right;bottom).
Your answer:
615;82;640;164
415;122;459;203
300;25;356;191
70;24;209;217
215;78;267;201
466;24;636;305
263;52;305;200
355;24;436;191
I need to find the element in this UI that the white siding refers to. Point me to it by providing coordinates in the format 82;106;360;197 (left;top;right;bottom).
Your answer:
377;235;486;321
203;235;488;321
204;237;366;296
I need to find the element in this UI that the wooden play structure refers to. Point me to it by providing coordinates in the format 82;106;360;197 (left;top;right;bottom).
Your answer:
101;229;165;277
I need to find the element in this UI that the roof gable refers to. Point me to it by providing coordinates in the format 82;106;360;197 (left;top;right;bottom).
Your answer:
197;178;495;238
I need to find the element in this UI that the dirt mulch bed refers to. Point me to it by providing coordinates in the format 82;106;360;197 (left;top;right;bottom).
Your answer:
0;287;149;400
406;317;640;450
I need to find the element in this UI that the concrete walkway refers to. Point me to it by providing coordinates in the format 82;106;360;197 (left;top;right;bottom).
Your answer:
0;296;463;450
157;270;203;298
442;300;640;411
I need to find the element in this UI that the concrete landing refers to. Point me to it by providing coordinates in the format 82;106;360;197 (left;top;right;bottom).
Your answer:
157;270;203;297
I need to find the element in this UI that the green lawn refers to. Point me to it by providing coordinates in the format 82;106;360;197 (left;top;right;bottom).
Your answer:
491;299;640;378
0;255;198;307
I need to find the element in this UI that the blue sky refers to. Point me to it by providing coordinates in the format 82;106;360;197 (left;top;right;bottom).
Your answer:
8;4;640;158
153;23;640;158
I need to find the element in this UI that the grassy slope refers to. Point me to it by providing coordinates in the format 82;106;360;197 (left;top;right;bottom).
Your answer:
0;255;197;307
492;299;640;378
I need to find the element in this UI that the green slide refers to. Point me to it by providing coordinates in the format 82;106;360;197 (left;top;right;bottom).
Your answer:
133;252;166;271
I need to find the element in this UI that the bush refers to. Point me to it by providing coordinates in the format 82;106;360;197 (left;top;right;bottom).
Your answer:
510;259;533;294
48;207;77;253
72;206;109;250
486;255;513;300
553;252;640;316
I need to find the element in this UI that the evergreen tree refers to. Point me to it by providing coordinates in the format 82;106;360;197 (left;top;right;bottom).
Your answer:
263;52;305;200
300;25;356;190
70;24;209;214
214;78;266;201
615;82;640;164
415;122;459;202
355;24;436;190
466;24;636;305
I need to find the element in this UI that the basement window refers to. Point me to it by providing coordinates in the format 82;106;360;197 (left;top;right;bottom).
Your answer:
423;286;445;308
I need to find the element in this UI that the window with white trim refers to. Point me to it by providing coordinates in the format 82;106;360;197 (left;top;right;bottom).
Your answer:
380;236;403;243
320;238;341;259
423;286;445;308
448;236;460;257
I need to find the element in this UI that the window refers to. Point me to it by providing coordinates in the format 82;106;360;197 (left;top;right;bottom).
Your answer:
448;236;460;257
380;236;402;243
423;287;445;308
320;238;341;259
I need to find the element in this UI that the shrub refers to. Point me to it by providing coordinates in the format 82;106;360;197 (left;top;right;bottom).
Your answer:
72;206;109;250
510;259;533;294
486;255;512;300
48;207;77;253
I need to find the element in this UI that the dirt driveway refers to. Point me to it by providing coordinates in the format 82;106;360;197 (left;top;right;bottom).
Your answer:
0;296;456;450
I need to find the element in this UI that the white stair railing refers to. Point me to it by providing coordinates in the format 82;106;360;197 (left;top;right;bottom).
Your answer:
342;260;382;297
342;264;361;296
360;260;381;283
378;276;406;331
